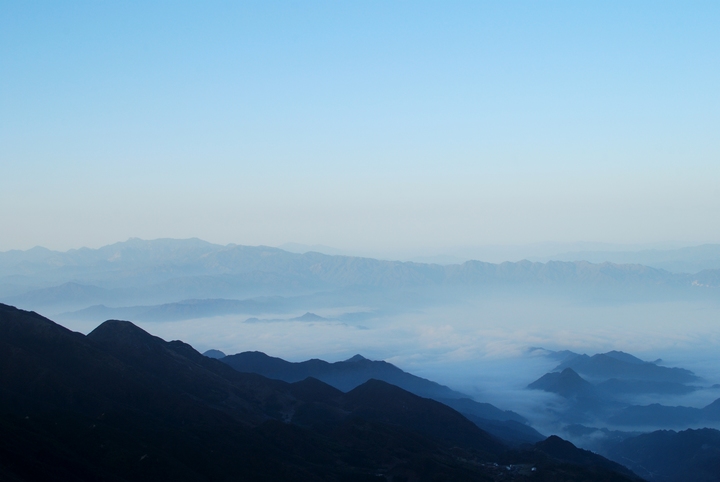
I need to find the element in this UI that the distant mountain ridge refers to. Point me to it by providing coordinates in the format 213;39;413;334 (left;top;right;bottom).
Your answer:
537;243;720;274
2;238;718;315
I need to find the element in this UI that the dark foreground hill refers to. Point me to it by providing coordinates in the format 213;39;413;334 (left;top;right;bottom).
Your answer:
0;303;641;481
221;350;542;445
605;428;720;482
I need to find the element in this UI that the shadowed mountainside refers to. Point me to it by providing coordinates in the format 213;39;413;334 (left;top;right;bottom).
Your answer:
221;350;542;445
0;303;643;482
605;428;720;482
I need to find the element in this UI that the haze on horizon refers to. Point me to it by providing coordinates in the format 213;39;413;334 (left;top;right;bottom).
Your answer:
2;1;720;254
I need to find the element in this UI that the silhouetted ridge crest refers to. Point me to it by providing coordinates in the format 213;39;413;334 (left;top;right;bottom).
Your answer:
0;302;80;341
606;428;720;481
556;352;698;383
289;377;344;403
223;350;464;397
0;304;643;481
528;368;595;398
345;354;367;362
535;435;642;480
88;319;162;347
343;379;505;456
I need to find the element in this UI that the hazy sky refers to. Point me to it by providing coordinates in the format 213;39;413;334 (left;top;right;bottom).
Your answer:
2;1;719;252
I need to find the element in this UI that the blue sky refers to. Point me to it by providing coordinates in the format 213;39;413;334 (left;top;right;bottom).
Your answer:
2;1;719;253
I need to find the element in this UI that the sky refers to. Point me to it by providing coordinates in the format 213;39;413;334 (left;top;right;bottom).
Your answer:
2;1;719;253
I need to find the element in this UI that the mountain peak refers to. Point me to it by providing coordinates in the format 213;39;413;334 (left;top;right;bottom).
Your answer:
203;349;226;359
87;319;162;349
601;351;646;365
291;312;326;322
528;367;594;398
345;354;368;362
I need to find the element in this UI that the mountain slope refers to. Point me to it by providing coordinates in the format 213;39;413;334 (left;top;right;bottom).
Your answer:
221;350;540;445
222;350;529;424
528;368;596;399
0;303;640;481
605;428;720;482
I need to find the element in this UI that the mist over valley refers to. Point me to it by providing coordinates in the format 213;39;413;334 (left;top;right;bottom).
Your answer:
3;238;720;479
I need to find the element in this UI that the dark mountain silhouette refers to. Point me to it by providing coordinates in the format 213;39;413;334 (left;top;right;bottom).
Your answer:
526;368;616;423
462;414;546;446
223;351;466;399
221;350;543;445
605;428;720;482
529;355;708;427
608;398;720;428
535;435;642;481
202;349;226;359
342;379;504;456
528;368;596;399
0;303;640;481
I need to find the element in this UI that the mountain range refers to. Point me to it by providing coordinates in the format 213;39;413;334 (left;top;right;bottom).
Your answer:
218;350;541;446
535;243;720;274
527;351;720;429
2;238;719;319
0;303;643;481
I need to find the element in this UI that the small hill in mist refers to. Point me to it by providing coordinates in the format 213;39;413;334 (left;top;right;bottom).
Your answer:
555;351;698;383
528;368;596;398
528;349;717;429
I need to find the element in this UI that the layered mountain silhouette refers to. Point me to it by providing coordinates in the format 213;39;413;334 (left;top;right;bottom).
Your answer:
534;435;641;480
605;428;720;482
0;303;642;481
535;243;720;274
222;351;467;399
528;368;596;399
555;351;698;384
2;238;717;316
527;351;713;428
608;398;720;428
220;350;544;445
